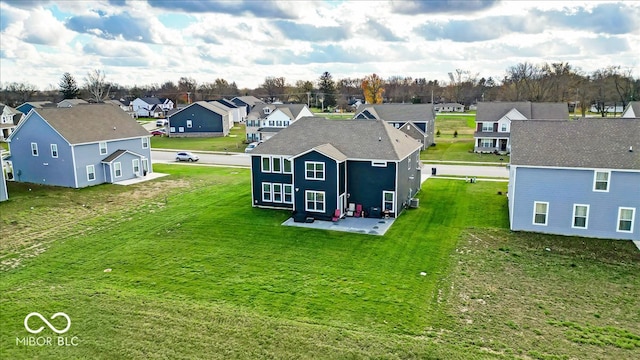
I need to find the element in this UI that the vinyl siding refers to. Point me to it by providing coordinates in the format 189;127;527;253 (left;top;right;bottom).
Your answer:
251;155;294;209
346;160;396;216
169;104;228;137
510;166;640;240
294;151;339;220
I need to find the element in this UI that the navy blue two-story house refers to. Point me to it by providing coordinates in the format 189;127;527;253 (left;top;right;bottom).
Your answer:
250;117;423;220
168;101;229;137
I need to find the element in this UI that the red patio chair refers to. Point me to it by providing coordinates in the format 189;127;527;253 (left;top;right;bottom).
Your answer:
354;204;362;217
332;209;341;222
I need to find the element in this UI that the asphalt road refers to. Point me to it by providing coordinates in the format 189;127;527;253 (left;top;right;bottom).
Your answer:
151;150;509;178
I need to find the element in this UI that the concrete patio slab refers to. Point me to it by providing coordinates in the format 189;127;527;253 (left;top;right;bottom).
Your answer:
282;216;395;236
113;172;169;185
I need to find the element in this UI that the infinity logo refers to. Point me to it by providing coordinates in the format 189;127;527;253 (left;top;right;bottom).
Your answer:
24;312;71;334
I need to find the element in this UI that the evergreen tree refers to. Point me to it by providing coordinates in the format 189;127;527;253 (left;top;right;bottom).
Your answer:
317;72;336;108
59;72;80;99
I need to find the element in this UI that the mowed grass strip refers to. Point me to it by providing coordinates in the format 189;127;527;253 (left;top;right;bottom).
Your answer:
0;166;508;359
151;125;247;152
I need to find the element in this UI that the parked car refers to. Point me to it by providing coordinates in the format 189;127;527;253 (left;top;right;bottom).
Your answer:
150;129;166;136
175;151;199;162
244;142;259;153
156;119;168;127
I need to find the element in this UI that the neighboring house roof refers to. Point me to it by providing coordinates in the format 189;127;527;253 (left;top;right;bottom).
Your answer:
57;99;88;106
138;97;164;105
251;117;422;161
214;99;238;108
510;119;640;170
354;104;435;122
233;96;264;107
249;104;310;120
208;101;233;112
17;101;55;109
435;103;463;107
622;101;640;118
16;104;149;144
476;102;568;121
101;149;144;163
168;101;227;118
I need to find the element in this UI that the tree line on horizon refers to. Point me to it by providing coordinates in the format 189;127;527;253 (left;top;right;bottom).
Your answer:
1;62;638;117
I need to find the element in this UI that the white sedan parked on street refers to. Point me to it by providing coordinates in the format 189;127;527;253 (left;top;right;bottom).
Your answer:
175;151;199;162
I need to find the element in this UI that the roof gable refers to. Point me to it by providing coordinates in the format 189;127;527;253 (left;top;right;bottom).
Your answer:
355;104;435;122
169;101;227;118
477;102;568;121
622;102;640;118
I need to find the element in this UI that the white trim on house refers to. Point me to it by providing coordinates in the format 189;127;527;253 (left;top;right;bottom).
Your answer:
114;162;122;178
571;204;590;229
383;190;395;214
510;165;640;174
50;144;58;158
86;164;96;182
532;201;549;226
99;141;107;155
616;207;635;233
142;137;149;149
371;161;387;167
305;190;325;213
593;170;611;192
132;158;140;175
305;161;325;181
262;182;271;202
31;142;38;156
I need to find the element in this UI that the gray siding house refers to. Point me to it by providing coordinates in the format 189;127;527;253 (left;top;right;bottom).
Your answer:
354;104;435;149
474;102;568;153
7;104;152;188
621;101;640;118
250;117;422;221
168;101;229;137
508;119;640;241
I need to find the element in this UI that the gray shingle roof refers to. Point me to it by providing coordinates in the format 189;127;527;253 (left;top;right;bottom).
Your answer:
168;101;227;118
510;119;640;170
354;104;435;122
251;117;422;161
32;104;150;144
476;102;568;121
249;104;309;120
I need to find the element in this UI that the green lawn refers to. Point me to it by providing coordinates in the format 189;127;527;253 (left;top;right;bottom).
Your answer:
151;125;247;152
1;165;638;359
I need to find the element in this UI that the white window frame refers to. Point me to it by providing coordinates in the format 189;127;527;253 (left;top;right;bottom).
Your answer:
114;162;122;178
272;183;283;203
283;184;293;204
305;161;325;180
383;191;395;213
261;156;271;172
31;142;38;156
87;165;96;181
283;158;292;174
170;126;176;133
481;122;493;132
480;139;493;148
141;137;149;149
178;126;185;133
132;159;140;175
372;161;387;167
532;201;549;226
305;190;325;213
186;120;193;128
99;142;107;155
571;204;589;229
593;170;610;192
272;157;281;173
617;207;635;233
501;123;507;132
262;182;271;202
50;144;58;158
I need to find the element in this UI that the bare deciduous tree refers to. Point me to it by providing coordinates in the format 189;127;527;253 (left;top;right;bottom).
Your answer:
84;69;111;103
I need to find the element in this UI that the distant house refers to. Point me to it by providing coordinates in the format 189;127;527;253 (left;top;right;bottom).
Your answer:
250;117;422;221
57;99;88;107
167;101;229;137
508;119;640;241
1;103;24;141
211;99;242;124
0;150;7;202
245;104;313;142
7;104;152;188
474;102;568;153
16;101;56;115
132;97;174;117
105;99;135;117
354;103;435;149
434;103;464;112
208;101;236;129
231;96;264;121
621;102;640;118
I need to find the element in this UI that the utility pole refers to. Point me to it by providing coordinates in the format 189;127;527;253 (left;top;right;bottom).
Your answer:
306;92;310;108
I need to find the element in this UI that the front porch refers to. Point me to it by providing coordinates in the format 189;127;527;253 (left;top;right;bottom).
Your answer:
282;216;395;236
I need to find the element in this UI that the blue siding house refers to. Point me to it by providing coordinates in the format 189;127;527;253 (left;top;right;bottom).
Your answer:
168;101;229;137
7;104;152;188
250;117;423;221
508;119;640;241
354;104;435;149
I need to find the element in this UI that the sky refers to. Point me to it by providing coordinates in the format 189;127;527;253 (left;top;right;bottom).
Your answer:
1;0;639;91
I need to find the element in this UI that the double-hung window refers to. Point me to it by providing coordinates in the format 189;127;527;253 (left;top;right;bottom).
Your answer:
617;207;635;233
31;142;38;156
593;171;610;192
87;165;96;181
261;156;271;172
481;123;493;132
142;137;149;149
283;158;292;173
272;157;281;173
283;185;293;204
533;201;548;225
272;183;283;203
114;162;122;178
572;204;589;229
99;142;107;155
305;162;324;180
50;144;58;158
262;183;271;202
